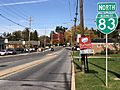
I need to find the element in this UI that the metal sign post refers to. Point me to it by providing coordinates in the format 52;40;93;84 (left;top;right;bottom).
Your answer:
106;34;108;86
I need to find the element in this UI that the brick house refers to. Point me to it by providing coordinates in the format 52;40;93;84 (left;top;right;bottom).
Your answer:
5;41;40;49
51;32;65;45
91;39;119;54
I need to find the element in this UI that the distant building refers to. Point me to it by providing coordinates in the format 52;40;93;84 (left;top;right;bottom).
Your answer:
91;38;119;54
51;32;65;45
0;38;4;50
5;41;40;49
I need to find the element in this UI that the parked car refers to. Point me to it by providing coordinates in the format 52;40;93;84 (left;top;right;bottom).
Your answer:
0;50;8;56
6;48;16;55
72;46;80;51
50;48;54;51
15;48;24;54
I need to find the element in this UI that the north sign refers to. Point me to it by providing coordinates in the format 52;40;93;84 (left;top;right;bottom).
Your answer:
98;2;116;12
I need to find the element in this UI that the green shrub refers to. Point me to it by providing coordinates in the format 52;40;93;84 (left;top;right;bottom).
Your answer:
101;48;114;55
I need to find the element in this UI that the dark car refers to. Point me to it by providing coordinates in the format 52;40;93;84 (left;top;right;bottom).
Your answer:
15;48;24;54
50;48;54;51
72;46;80;51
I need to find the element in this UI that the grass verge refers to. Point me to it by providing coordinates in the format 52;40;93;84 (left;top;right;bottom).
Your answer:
73;52;120;90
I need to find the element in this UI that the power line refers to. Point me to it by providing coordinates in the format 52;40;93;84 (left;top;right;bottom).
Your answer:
0;1;28;21
68;0;72;19
0;14;26;28
6;0;29;18
75;0;79;15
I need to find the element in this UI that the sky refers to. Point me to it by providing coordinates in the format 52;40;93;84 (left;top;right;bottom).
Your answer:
0;0;120;36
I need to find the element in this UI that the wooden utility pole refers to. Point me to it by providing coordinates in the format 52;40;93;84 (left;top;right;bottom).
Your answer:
80;0;89;73
80;0;84;36
80;0;85;73
28;16;32;53
44;27;46;48
74;17;77;45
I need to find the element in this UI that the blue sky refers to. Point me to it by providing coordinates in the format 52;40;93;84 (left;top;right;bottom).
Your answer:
0;0;120;36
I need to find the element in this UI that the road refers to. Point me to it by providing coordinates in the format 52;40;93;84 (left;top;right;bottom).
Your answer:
0;47;72;90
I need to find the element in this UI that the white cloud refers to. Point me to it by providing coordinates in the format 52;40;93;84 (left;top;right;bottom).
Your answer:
0;0;48;7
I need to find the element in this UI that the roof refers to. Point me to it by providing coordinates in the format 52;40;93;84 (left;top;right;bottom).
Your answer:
91;38;114;43
8;41;40;45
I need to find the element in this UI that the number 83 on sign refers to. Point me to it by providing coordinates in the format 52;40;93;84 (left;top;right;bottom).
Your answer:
96;13;118;34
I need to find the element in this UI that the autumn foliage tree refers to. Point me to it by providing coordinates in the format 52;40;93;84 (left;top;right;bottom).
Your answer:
2;27;39;41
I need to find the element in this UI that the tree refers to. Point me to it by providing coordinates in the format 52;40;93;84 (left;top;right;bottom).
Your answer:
12;30;22;41
30;32;34;40
4;32;14;41
55;26;68;45
116;17;120;34
65;30;72;43
55;26;67;33
33;30;38;41
39;35;50;47
22;28;29;41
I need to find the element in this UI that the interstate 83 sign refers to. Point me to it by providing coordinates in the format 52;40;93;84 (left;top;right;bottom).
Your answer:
96;2;118;34
96;13;118;34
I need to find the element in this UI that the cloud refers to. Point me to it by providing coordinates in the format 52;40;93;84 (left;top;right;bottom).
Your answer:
0;0;48;6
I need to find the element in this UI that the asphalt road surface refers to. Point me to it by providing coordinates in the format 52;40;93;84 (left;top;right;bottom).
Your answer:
0;47;72;90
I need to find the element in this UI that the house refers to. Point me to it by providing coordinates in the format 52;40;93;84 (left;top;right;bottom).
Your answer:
0;38;5;50
91;38;119;54
51;32;65;45
5;41;40;49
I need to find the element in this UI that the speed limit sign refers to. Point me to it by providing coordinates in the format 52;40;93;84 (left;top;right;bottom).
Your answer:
96;13;118;34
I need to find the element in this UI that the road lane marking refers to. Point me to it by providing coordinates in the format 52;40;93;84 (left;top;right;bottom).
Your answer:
0;49;64;79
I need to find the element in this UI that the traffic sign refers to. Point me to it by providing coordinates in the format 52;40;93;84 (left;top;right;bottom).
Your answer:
98;2;116;12
96;13;118;34
96;2;118;87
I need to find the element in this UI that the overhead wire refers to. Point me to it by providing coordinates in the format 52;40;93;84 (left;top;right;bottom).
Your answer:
5;0;29;18
0;1;30;32
0;14;26;28
0;25;15;32
68;0;72;20
0;1;28;21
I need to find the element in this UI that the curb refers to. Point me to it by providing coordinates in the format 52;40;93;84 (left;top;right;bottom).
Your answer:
71;58;76;90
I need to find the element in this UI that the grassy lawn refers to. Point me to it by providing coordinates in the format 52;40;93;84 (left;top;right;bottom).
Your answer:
73;52;120;90
109;54;120;57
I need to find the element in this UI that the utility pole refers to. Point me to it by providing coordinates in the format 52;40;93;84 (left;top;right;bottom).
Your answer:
44;27;46;49
80;0;84;36
75;0;79;45
80;0;86;73
74;17;77;45
28;16;32;53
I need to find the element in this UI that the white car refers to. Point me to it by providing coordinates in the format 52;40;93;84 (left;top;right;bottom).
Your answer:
0;50;7;56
